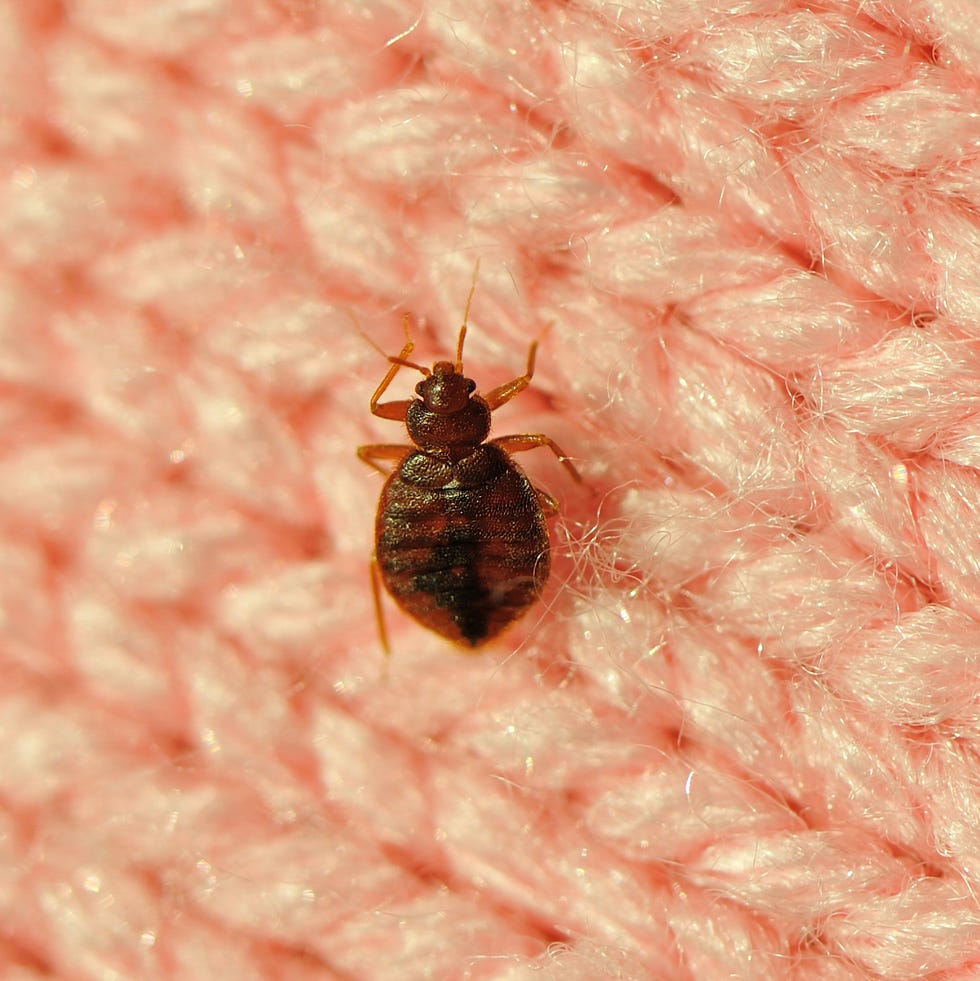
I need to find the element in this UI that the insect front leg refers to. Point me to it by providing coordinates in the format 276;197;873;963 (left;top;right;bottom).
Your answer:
492;433;581;484
357;444;410;475
482;334;542;411
370;315;420;421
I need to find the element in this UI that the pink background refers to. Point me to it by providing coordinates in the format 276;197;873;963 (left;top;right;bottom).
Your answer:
3;0;980;977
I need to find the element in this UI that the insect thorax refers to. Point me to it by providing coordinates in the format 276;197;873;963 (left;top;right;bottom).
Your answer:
406;397;491;452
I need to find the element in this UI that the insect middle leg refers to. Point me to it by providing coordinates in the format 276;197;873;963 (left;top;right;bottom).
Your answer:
492;433;581;483
357;444;410;476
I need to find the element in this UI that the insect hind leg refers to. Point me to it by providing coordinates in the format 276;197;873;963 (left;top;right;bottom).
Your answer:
536;487;559;516
370;553;391;656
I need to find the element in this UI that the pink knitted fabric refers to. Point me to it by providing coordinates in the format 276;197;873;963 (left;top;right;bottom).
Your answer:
4;1;980;978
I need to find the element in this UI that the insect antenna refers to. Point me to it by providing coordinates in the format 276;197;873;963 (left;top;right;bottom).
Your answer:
388;353;430;375
455;259;481;373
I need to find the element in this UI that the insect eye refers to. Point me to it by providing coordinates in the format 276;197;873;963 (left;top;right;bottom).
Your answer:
466;379;476;394
415;381;426;396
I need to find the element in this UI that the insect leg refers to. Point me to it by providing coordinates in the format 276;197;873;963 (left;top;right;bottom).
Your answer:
370;315;424;421
357;444;410;475
482;332;544;411
536;487;559;516
492;433;581;483
453;259;481;372
370;553;391;656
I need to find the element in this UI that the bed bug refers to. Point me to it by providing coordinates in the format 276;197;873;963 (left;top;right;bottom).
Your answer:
357;272;580;652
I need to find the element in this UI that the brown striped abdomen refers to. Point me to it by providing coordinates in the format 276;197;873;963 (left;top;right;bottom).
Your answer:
376;444;550;647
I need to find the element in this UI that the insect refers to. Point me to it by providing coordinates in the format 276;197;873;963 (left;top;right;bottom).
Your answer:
357;272;580;652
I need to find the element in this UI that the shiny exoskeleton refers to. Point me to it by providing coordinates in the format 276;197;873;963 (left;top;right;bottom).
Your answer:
358;280;579;651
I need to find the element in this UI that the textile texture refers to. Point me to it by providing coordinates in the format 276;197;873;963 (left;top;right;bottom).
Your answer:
3;1;980;978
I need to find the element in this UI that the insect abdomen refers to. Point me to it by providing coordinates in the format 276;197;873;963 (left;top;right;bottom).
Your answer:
376;446;550;647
